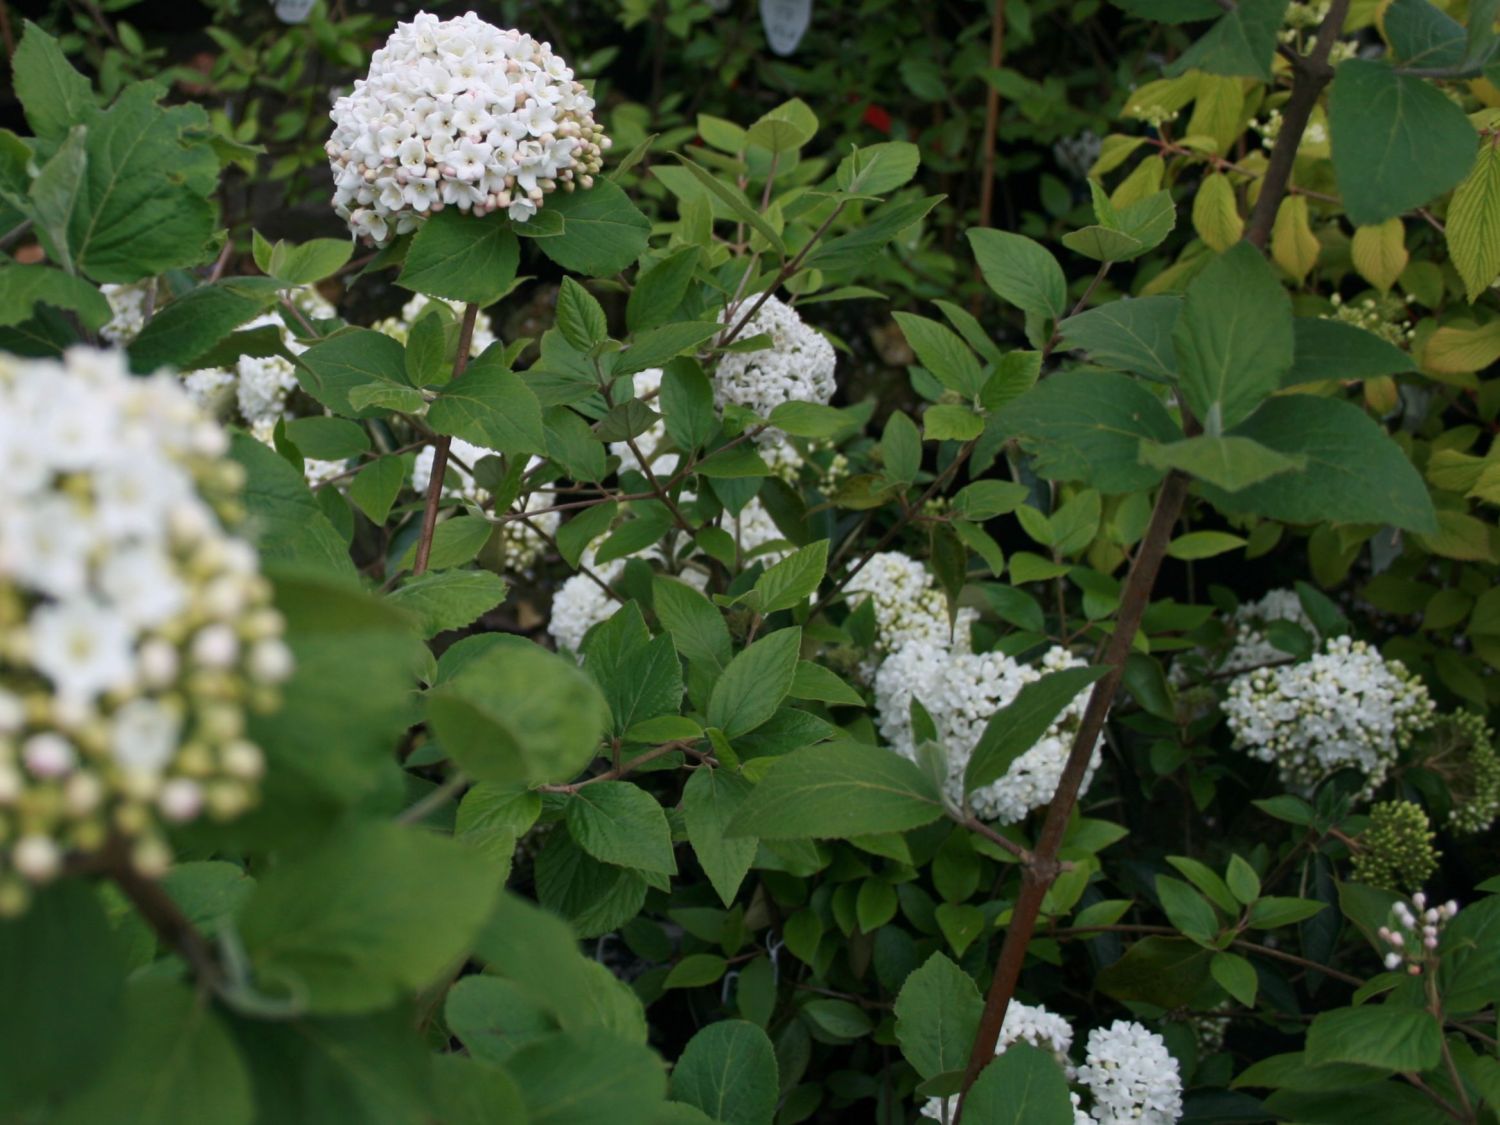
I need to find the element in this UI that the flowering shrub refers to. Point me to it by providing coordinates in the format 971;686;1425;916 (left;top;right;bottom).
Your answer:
0;4;1498;1125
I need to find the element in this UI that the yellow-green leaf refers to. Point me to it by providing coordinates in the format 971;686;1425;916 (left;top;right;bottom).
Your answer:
1350;218;1408;293
1192;172;1244;252
1167;531;1246;560
1447;140;1500;303
1271;195;1320;283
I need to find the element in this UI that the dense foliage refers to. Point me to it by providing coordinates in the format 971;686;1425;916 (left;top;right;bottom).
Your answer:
2;1;1500;1122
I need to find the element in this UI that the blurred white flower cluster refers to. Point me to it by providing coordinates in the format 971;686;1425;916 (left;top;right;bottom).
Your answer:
922;1010;1182;1125
326;10;609;242
714;295;837;424
372;292;497;358
413;442;559;574
99;281;152;346
1224;635;1434;794
0;350;291;912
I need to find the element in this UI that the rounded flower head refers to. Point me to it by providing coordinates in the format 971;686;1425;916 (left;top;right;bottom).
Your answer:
1352;800;1440;892
1412;711;1500;835
1076;1021;1183;1124
1223;635;1435;795
877;640;1099;824
714;295;836;422
546;541;708;656
327;11;610;243
845;551;975;659
0;349;289;912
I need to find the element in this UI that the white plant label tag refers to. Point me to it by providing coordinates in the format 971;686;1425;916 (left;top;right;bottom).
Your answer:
274;0;316;24
760;0;811;56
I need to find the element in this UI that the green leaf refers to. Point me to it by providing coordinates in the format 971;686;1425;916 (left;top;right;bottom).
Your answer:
754;540;828;613
627;247;700;332
1439;894;1500;1015
0;263;110;330
671;1020;778;1125
238;822;499;1014
427;636;611;785
963;1043;1077;1125
1306;1005;1441;1072
893;312;985;397
966;228;1067;321
725;742;945;839
706;627;802;738
1156;875;1220;943
683;768;759;906
1211;951;1258;1006
0;883;126;1108
1097;936;1215;1007
129;278;283;371
1172;243;1293;431
556;277;609;352
769;401;858;439
653;575;732;671
1329;58;1477;226
996;372;1180;493
952;481;1029;520
789;661;865;706
230;436;356;580
297;329;412;419
567;781;677;875
427;352;546;456
1247;896;1327;928
1140;434;1304;491
395;517;492;572
444;976;553;1064
55;981;251;1125
398;208;520;307
671;155;787;257
507;1029;666;1125
13;21;95;142
387;570;509;638
1059;295;1180;382
265;237;354;286
964;665;1106;795
1167;531;1247;560
29;127;87;276
538;178;653;276
1201;395;1438;533
230;1008;434;1125
64;85;220;282
664;954;729;989
893;952;982;1080
553;500;615;568
583;603;684;736
1166;0;1288;80
283;417;369;461
804;195;941;273
837;141;921;195
1286;319;1415;386
883;410;922;485
924;405;985;441
615;321;721;376
1447;141;1500;302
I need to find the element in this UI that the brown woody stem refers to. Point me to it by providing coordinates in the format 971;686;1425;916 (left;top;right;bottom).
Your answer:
412;301;480;576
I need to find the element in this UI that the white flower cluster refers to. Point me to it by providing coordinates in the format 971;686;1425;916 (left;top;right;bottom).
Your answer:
721;497;793;564
99;281;152;346
373;292;497;359
921;1012;1181;1125
412;442;559;573
877;641;1097;824
0;350;291;912
547;542;708;654
1075;1021;1184;1125
846;552;977;657
1380;892;1460;975
1223;635;1434;793
714;294;837;423
326;11;609;243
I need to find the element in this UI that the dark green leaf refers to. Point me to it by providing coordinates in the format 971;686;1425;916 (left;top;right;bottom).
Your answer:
706;628;802;737
398;208;520;307
672;1020;778;1125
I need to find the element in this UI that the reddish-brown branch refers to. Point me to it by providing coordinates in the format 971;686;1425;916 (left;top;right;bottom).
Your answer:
412;302;479;576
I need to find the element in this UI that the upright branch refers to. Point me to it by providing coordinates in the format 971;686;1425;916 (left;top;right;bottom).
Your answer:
955;3;1352;1114
413;301;480;576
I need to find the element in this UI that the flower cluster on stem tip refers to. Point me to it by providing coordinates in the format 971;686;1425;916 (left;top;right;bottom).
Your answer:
714;294;837;426
921;1010;1182;1124
0;350;290;913
1223;635;1434;795
327;10;609;242
1351;799;1440;893
1379;892;1459;975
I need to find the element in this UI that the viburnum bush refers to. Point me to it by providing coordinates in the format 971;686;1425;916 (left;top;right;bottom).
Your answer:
1;3;1499;1123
